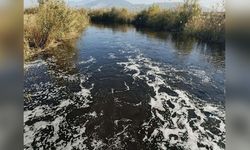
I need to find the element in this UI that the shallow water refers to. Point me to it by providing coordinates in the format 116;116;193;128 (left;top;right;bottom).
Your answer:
24;24;225;150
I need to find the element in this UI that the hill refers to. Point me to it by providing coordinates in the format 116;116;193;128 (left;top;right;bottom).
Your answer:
69;0;210;11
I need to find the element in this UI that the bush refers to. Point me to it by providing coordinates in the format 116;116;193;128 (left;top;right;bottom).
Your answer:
132;1;225;43
184;12;225;43
87;0;225;44
89;8;134;24
133;2;201;31
24;0;89;60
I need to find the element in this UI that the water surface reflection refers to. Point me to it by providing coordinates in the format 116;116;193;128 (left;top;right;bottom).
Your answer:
24;24;225;150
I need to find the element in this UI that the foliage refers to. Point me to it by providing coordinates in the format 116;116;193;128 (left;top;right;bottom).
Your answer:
24;0;89;60
133;1;202;31
89;8;135;24
184;12;225;43
24;0;225;61
88;0;225;43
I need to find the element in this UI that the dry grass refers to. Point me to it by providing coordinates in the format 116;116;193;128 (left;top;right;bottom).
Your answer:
89;8;135;24
24;0;225;61
133;3;202;31
24;0;89;61
184;12;225;43
89;1;225;44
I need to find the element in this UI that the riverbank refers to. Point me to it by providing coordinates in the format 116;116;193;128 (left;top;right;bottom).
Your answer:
24;0;89;61
24;1;224;61
89;4;225;44
24;24;225;149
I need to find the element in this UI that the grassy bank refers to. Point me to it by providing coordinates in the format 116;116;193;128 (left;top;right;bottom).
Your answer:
24;0;89;61
89;2;225;44
24;0;224;61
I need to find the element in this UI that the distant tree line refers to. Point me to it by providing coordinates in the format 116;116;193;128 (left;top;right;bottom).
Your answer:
23;0;225;55
88;0;225;43
89;8;135;24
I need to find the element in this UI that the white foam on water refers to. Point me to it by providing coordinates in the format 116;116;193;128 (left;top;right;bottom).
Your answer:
58;99;73;109
74;78;94;108
118;53;225;149
91;139;105;150
24;105;50;123
149;97;165;111
24;59;47;70
118;60;140;79
124;81;130;91
70;121;89;149
24;39;225;149
189;69;212;83
56;73;79;82
108;53;117;59
24;70;95;149
89;111;98;118
79;56;96;65
97;66;103;72
24;121;49;147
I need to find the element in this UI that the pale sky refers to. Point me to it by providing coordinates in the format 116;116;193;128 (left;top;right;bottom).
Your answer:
24;0;224;9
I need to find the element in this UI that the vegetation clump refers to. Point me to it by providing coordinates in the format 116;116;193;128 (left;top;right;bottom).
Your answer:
89;8;135;24
133;1;202;31
184;11;225;43
89;0;225;43
24;0;89;61
24;0;225;61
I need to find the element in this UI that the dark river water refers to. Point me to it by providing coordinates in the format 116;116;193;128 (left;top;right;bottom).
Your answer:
24;24;225;150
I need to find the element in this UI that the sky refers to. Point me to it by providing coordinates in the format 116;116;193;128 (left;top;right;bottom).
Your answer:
24;0;224;9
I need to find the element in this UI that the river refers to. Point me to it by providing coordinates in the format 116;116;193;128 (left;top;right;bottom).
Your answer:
24;24;225;150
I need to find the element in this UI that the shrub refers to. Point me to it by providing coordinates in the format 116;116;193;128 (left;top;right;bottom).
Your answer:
89;8;134;24
132;0;225;43
184;12;225;43
133;1;202;32
88;1;225;43
132;5;161;28
24;0;89;60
